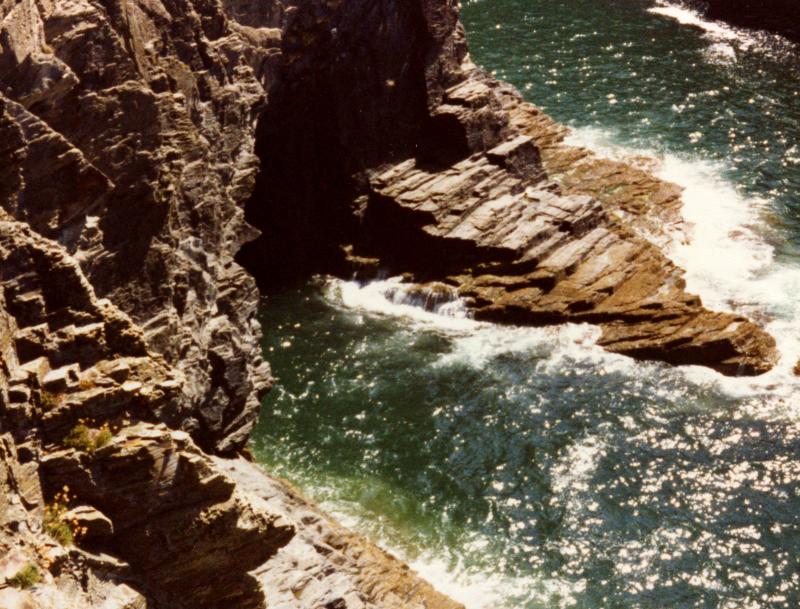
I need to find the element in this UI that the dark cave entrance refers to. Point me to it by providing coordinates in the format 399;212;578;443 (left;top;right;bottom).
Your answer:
235;0;471;290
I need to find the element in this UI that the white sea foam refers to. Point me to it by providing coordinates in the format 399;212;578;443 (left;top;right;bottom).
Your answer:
648;1;797;66
326;277;637;373
564;125;800;404
646;1;765;56
331;277;473;331
648;3;740;42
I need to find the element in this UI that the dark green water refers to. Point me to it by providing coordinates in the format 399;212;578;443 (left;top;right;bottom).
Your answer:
252;3;800;608
462;0;800;253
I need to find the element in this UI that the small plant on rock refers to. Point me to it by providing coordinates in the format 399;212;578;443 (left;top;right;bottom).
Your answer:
63;421;113;453
95;424;112;449
43;488;77;546
6;563;41;589
39;390;64;411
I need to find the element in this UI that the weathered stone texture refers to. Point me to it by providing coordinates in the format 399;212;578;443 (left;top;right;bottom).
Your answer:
1;0;280;454
0;0;781;607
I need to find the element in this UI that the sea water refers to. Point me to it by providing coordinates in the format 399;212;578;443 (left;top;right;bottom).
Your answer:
251;2;800;607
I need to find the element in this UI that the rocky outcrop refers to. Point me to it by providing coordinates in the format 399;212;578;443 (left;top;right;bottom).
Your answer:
0;0;277;455
0;0;781;608
360;76;776;375
240;1;776;375
41;423;295;609
218;459;463;609
690;0;800;43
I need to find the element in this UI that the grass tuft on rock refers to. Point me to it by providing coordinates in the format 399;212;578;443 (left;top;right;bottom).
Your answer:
63;422;113;453
7;564;41;589
44;490;75;546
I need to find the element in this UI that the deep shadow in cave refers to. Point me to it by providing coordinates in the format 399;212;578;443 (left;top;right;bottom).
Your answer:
236;0;472;290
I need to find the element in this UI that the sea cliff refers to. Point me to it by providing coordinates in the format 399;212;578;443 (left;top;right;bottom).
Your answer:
0;0;778;607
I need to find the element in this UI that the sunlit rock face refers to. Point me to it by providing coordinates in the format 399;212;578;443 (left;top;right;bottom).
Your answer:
0;0;279;455
0;0;785;607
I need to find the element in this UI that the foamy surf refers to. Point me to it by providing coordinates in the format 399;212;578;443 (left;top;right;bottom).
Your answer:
324;494;581;609
564;125;800;401
324;277;643;373
328;277;472;331
407;554;581;609
648;3;740;42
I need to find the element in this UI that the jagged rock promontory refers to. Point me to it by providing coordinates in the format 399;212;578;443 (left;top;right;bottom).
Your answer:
240;0;776;375
0;0;780;607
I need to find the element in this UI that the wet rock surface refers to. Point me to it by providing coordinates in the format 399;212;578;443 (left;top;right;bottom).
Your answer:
0;0;780;608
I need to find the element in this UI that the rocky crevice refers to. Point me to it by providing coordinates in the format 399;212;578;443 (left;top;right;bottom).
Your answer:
238;1;776;376
0;0;781;608
238;0;476;285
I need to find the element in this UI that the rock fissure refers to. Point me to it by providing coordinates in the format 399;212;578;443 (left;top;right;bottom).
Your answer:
0;0;780;607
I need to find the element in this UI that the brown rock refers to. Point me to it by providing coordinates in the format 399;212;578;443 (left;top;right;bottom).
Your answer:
63;505;114;541
41;423;295;609
363;126;776;375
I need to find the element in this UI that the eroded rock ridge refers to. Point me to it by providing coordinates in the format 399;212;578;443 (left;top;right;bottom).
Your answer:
0;0;779;608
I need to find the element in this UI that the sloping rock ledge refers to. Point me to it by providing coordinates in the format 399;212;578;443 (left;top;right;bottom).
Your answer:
0;0;780;608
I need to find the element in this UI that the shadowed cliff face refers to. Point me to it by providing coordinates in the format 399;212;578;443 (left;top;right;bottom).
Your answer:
239;0;474;285
692;0;800;42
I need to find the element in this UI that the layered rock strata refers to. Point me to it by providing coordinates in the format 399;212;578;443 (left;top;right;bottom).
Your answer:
0;0;468;606
363;76;776;375
0;0;781;608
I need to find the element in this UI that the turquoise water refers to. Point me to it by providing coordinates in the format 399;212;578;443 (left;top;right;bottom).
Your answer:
462;0;800;254
252;3;800;608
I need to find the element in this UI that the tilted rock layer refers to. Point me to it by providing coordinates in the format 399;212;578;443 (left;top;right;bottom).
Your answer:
240;0;776;375
0;0;779;607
